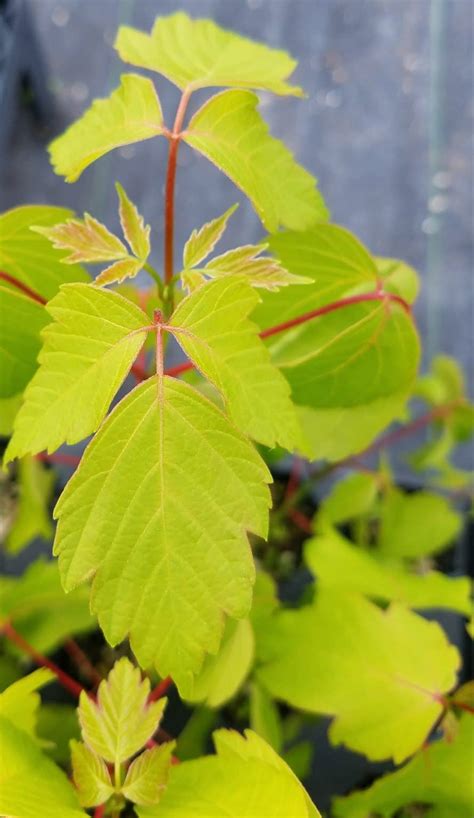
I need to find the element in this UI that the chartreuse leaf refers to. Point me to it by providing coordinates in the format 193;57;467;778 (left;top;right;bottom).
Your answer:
53;377;271;692
5;456;54;553
0;286;48;398
183;90;327;231
49;74;164;182
257;589;460;762
115;12;304;96
183;618;254;708
0;669;54;739
305;527;471;614
376;256;420;304
379;488;462;558
33;213;128;264
170;277;304;451
183;204;238;269
122;743;175;806
333;714;473;818
138;729;320;818
318;472;379;525
0;559;95;654
0;716;86;818
197;244;309;292
37;704;81;764
70;741;114;808
78;658;166;765
250;682;283;752
5;283;149;461
0;205;89;300
116;182;151;261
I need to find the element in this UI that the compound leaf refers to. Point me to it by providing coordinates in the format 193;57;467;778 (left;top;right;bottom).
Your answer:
122;743;175;806
257;589;460;763
199;244;309;291
333;714;473;818
116;182;151;261
170;277;304;451
0;716;86;818
33;213;128;264
78;658;165;765
95;257;144;286
70;740;114;808
305;527;471;615
183;204;238;269
53;377;271;692
5;283;149;460
137;729;320;818
115;12;304;96
183;90;327;231
49;74;164;182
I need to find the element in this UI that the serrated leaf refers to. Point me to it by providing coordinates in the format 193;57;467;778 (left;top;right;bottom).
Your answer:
379;488;462;558
5;456;55;554
0;559;95;654
95;257;144;286
5;283;149;460
183;90;327;231
78;658;165;765
0;716;87;818
0;669;54;739
200;244;309;291
376;256;420;304
257;589;460;762
49;74;164;182
181;269;206;293
183;204;238;269
305;527;471;614
318;472;379;525
115;12;304;96
53;377;271;692
33;213;128;264
116;182;151;261
0;205;89;300
70;740;114;808
184;618;254;708
122;742;175;806
0;285;49;398
333;714;473;818
170;277;304;450
137;729;320;818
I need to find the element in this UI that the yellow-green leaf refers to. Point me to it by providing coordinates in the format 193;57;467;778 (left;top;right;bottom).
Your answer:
5;456;55;554
78;658;166;765
70;740;114;808
199;244;309;291
122;743;175;806
183;90;327;231
183;204;238;269
0;285;48;398
116;182;151;261
49;74;164;182
379;488;462;558
53;377;271;692
33;213;127;264
0;669;54;739
95;257;144;286
115;12;304;96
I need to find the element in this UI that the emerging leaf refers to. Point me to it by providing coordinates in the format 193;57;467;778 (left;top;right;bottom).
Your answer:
78;658;166;765
53;377;271;692
0;716;87;818
116;182;151;261
49;74;164;182
33;213;128;264
122;743;175;806
170;277;304;450
183;204;238;270
198;244;309;291
5;283;149;460
183;90;328;231
257;589;460;762
0;669;54;739
95;257;144;286
333;714;473;818
137;729;320;818
70;741;114;808
115;12;304;96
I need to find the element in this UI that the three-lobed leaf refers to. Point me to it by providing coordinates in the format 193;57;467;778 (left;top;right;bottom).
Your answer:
115;12;304;96
53;377;271;692
170;277;304;451
49;74;164;182
5;283;149;460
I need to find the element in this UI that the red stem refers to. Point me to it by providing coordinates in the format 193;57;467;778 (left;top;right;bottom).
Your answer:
164;89;192;286
149;676;173;701
64;639;103;688
36;451;82;467
2;621;85;699
0;270;46;305
93;806;105;818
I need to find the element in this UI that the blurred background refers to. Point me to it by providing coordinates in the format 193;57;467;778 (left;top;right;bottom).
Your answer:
1;0;472;394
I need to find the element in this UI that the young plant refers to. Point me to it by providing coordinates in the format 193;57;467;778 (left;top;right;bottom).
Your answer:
0;11;472;818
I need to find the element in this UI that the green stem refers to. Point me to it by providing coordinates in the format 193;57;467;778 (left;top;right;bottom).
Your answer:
143;261;164;296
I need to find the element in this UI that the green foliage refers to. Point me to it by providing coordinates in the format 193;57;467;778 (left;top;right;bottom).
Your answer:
379;487;462;558
4;456;54;553
182;204;239;269
0;668;53;740
0;286;49;398
257;589;460;762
